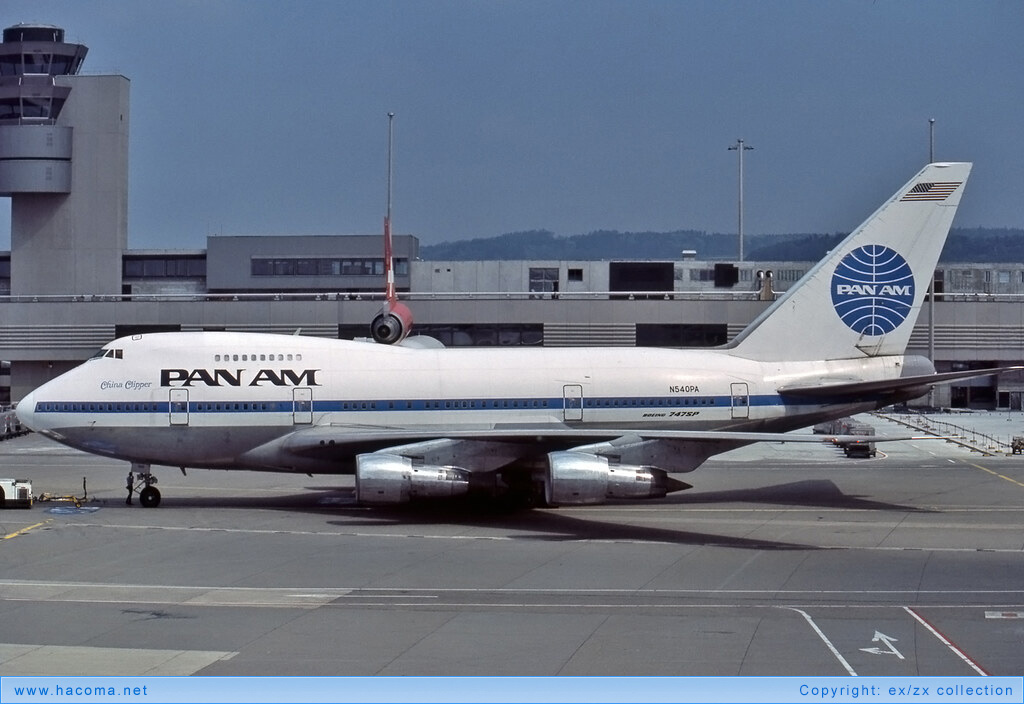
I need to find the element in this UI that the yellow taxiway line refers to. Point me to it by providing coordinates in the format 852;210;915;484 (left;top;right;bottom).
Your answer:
2;519;52;540
966;461;1024;488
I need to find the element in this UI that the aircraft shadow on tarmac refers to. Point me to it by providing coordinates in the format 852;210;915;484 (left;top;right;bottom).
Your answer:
131;488;808;550
315;479;934;549
326;504;820;551
129;477;931;550
667;478;935;513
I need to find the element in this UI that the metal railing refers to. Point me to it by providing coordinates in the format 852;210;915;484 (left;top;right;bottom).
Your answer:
0;289;771;304
4;290;1024;305
875;411;1014;455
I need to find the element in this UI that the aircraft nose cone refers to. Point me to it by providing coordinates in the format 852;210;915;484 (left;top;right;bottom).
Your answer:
15;391;36;431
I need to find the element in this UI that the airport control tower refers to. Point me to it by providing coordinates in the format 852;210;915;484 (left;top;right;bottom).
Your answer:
0;24;128;295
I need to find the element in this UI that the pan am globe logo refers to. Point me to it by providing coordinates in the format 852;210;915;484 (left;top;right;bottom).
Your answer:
831;245;915;335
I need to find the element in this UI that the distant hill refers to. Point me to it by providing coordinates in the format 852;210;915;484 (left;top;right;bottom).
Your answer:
421;227;1024;263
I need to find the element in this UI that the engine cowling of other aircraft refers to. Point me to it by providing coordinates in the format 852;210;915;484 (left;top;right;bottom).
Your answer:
370;301;414;345
543;451;687;506
355;453;470;504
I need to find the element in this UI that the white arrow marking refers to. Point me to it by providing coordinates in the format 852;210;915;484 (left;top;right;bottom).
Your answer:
859;631;905;659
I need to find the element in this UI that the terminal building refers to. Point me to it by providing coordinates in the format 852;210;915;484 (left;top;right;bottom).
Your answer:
2;24;1023;409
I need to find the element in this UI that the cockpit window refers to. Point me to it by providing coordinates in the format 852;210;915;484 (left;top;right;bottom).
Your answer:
90;348;123;360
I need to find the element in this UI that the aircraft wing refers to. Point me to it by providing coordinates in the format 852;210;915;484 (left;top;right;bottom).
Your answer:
266;425;922;447
777;366;1023;399
239;424;927;475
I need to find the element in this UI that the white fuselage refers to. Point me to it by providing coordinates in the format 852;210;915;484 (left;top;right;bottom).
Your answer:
17;332;901;472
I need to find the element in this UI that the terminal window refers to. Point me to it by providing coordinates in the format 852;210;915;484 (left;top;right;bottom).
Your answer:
529;268;559;295
610;262;673;291
636;323;728;347
252;257;408;277
338;323;543;347
123;257;206;278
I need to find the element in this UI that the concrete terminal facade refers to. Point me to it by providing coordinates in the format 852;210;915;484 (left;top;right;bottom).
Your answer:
1;24;1023;409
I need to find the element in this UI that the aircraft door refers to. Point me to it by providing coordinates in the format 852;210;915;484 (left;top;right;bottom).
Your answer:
563;384;583;422
730;382;749;419
293;388;313;425
169;389;189;425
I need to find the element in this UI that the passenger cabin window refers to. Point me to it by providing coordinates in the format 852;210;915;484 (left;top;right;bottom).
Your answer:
212;352;302;362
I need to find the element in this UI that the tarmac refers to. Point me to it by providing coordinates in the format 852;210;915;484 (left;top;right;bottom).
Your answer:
1;411;1023;677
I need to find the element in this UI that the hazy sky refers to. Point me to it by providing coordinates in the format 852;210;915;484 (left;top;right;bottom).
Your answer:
1;1;1022;250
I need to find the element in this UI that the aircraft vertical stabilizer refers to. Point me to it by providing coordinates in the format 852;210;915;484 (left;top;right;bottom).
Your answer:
729;162;971;362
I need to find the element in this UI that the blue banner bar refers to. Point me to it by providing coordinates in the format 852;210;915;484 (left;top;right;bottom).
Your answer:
1;676;1021;704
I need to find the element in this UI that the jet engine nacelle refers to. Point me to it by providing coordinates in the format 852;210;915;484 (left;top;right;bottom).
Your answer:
544;451;685;506
355;453;470;504
371;301;414;345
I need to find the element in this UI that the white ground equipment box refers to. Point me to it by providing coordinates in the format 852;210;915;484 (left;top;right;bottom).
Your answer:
0;478;33;508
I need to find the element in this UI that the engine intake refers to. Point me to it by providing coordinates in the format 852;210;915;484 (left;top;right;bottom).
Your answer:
544;451;688;506
371;301;414;345
355;453;470;504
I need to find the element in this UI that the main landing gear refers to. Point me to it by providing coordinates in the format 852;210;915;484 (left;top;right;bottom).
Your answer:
132;462;161;508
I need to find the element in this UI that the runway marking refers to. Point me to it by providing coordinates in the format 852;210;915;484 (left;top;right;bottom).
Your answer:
783;607;858;676
45;522;517;541
547;503;1024;515
964;461;1024;488
0;579;356;608
0;643;237;676
859;631;904;659
5;580;1021;619
29;520;1024;553
2;519;52;540
985;611;1024;619
903;606;989;676
5;579;1024;597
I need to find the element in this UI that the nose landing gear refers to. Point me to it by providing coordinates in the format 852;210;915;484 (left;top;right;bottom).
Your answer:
132;463;161;508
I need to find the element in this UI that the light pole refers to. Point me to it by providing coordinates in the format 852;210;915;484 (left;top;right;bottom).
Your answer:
386;112;395;232
384;112;396;303
728;139;754;261
927;118;936;407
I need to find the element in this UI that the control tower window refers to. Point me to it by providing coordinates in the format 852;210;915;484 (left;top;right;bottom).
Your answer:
22;54;49;73
0;54;78;77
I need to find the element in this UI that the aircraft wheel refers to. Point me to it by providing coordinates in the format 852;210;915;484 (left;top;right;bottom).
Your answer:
139;486;161;508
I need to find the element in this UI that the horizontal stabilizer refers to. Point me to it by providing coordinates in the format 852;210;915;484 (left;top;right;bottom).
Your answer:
778;366;1022;398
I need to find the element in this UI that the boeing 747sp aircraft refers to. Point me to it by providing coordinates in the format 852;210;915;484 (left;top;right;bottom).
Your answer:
16;162;1006;508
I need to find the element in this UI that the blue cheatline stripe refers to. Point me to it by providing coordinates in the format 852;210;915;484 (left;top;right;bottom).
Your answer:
32;393;812;415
